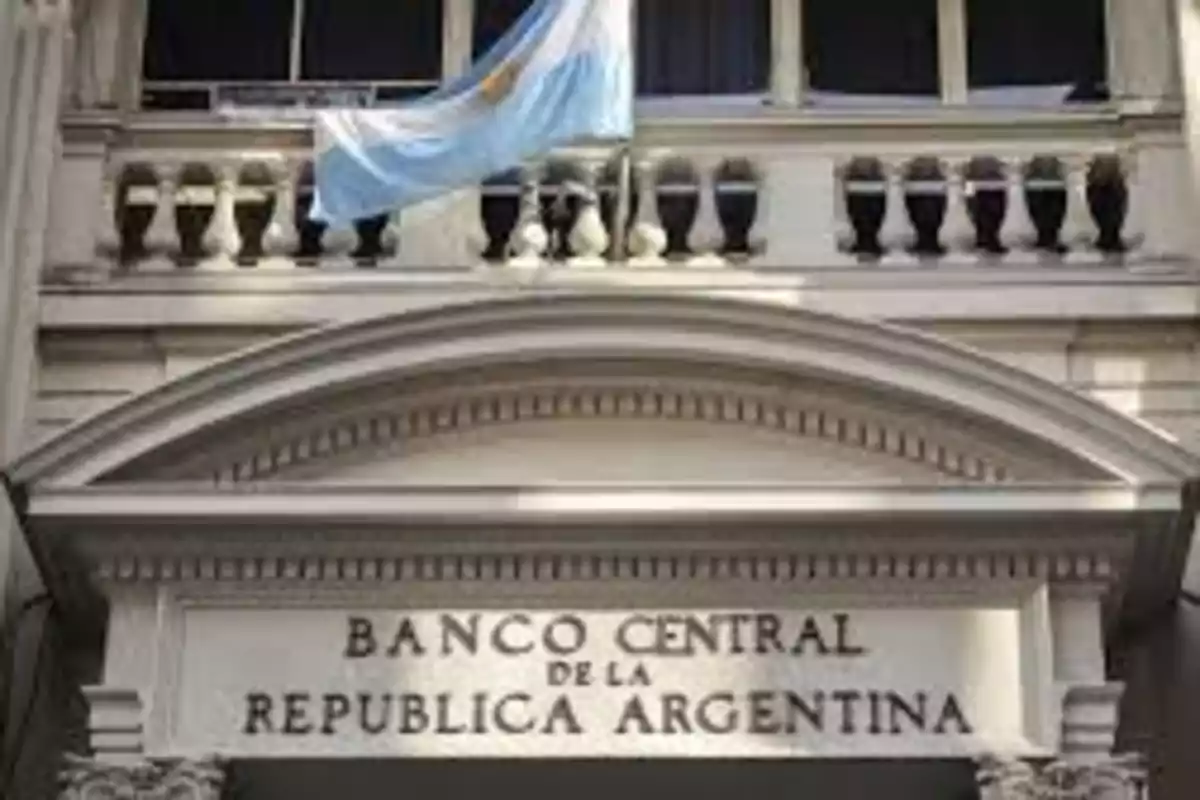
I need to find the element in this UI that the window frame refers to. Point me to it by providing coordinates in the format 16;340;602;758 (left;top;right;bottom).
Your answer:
133;0;1115;113
139;0;447;109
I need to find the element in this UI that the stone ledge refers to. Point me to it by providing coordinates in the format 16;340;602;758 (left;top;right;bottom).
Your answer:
37;263;1200;329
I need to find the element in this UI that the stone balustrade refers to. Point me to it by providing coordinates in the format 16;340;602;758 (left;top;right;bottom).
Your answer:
93;147;763;271
837;152;1142;265
58;115;1166;276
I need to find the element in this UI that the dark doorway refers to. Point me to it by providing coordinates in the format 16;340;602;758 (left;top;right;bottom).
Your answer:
229;758;981;800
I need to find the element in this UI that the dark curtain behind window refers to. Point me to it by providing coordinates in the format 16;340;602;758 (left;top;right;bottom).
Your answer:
474;0;768;95
303;0;443;80
637;0;769;95
143;0;293;81
966;0;1106;93
804;0;940;95
473;0;534;58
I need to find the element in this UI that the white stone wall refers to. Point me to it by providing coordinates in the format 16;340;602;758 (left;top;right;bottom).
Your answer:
10;1;1200;799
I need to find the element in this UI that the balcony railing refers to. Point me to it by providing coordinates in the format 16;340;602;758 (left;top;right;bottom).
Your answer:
60;109;1171;276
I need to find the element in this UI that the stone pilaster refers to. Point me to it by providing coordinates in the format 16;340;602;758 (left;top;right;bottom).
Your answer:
1061;683;1126;760
59;756;225;800
976;679;1146;800
82;686;145;757
1106;0;1181;109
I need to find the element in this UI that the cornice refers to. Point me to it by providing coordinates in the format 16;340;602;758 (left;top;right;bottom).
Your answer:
35;270;1200;337
86;104;1161;153
92;549;1120;589
24;482;1174;627
38;483;1145;589
28;481;1185;523
12;293;1200;486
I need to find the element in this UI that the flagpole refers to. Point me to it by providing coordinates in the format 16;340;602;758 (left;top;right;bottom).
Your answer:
610;0;636;262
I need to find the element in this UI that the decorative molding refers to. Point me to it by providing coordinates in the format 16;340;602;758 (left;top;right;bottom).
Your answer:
91;550;1118;587
83;686;144;757
199;382;1013;485
34;273;1200;337
59;754;224;800
1060;683;1126;758
976;753;1146;800
74;102;1181;153
13;294;1199;487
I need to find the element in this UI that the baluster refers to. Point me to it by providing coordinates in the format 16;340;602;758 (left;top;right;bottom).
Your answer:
506;163;549;269
999;157;1035;259
95;160;123;261
142;161;181;261
262;159;300;265
1060;155;1100;264
201;162;243;267
688;156;724;267
879;159;916;266
940;159;977;261
462;188;492;266
627;156;667;267
1119;153;1145;255
833;162;855;254
567;157;610;268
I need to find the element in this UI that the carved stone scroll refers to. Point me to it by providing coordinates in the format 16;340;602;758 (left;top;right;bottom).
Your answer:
59;755;225;800
976;754;1146;800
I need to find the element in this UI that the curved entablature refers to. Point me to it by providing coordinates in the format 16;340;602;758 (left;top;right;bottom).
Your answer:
7;293;1200;487
108;364;1090;486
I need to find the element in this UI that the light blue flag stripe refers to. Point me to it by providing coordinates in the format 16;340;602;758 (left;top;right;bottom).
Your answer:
311;0;633;228
415;1;551;107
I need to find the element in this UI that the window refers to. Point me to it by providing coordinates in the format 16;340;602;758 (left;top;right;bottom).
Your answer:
637;0;769;96
140;0;1113;112
143;0;294;83
473;0;768;98
302;0;443;82
473;0;532;59
141;0;443;109
804;0;940;102
966;0;1108;104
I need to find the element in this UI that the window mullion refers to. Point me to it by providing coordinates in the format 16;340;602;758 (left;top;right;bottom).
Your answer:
289;0;305;82
122;0;151;109
937;0;968;103
1109;0;1180;105
771;0;803;106
443;0;474;81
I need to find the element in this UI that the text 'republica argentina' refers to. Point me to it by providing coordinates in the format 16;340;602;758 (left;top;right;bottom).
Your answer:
241;612;973;740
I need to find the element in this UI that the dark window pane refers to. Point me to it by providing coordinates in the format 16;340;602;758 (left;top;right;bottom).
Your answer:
302;0;443;81
804;0;940;96
967;0;1107;99
140;88;214;111
637;0;769;95
143;0;292;81
473;0;534;58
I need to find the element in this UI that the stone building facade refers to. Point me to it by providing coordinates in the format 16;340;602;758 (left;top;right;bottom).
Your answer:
3;1;1200;798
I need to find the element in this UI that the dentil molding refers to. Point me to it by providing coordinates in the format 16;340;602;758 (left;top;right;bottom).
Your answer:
92;550;1119;588
185;381;1020;485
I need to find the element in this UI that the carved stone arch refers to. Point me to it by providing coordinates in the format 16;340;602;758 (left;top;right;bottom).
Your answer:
129;369;1063;485
8;293;1199;487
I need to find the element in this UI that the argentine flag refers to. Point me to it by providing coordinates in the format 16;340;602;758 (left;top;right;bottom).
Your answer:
311;0;633;227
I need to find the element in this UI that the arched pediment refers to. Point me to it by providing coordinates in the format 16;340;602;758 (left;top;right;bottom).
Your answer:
8;293;1199;487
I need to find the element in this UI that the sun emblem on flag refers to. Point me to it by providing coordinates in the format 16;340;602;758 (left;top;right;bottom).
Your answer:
479;58;525;106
